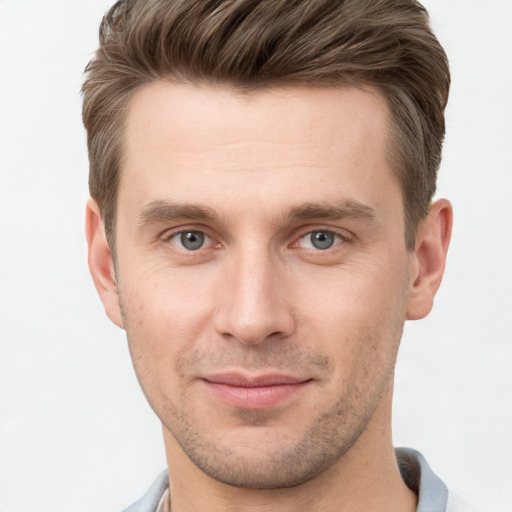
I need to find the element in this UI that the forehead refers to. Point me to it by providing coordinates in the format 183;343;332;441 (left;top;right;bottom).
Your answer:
120;81;398;220
124;80;390;156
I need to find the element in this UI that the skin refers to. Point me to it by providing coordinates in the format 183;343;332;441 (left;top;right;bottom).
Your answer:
87;82;452;512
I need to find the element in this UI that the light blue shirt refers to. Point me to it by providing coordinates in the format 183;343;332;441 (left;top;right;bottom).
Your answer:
123;447;450;512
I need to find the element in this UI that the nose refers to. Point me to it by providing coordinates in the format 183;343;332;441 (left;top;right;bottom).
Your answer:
213;246;295;345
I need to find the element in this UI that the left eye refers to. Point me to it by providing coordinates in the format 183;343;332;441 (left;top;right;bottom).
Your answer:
298;230;343;250
169;231;211;251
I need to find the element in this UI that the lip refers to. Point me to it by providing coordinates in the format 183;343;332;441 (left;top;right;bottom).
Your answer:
201;373;311;409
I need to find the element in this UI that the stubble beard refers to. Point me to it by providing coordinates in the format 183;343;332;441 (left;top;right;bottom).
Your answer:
129;339;397;490
162;380;380;489
119;285;404;490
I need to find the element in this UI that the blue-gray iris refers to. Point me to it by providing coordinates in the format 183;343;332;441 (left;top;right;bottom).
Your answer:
311;231;335;250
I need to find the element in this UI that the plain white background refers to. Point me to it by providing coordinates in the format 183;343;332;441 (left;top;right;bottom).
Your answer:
0;1;511;511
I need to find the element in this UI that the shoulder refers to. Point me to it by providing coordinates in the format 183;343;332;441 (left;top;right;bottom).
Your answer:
122;470;169;512
396;448;482;512
396;446;448;511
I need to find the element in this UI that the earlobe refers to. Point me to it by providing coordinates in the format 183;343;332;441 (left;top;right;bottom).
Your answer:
406;199;453;320
85;198;124;328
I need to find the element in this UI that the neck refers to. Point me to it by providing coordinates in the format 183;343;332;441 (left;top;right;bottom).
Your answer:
163;385;417;512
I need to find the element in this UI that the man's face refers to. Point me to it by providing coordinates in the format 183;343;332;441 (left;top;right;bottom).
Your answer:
111;82;416;487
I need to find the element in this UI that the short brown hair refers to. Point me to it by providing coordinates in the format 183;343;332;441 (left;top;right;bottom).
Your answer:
82;0;450;250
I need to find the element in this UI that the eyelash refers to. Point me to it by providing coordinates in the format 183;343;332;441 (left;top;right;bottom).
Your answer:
161;226;351;253
164;229;218;251
295;229;348;251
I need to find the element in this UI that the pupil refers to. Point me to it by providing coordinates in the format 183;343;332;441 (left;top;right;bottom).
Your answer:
311;231;334;250
181;231;204;250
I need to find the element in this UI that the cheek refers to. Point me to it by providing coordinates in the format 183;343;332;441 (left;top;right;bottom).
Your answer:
295;259;409;360
120;255;214;330
117;268;214;389
300;257;408;319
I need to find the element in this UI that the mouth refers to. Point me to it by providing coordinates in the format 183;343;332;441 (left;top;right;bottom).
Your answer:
201;372;312;409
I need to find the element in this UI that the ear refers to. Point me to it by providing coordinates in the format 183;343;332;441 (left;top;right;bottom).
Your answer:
85;198;124;328
406;199;453;320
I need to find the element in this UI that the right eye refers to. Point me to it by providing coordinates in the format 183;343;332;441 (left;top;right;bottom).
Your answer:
168;230;211;251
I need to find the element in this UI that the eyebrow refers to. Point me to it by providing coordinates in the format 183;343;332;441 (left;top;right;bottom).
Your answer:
285;201;375;222
137;200;217;226
137;198;376;227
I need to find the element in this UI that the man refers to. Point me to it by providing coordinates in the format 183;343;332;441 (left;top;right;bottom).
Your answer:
82;1;458;511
